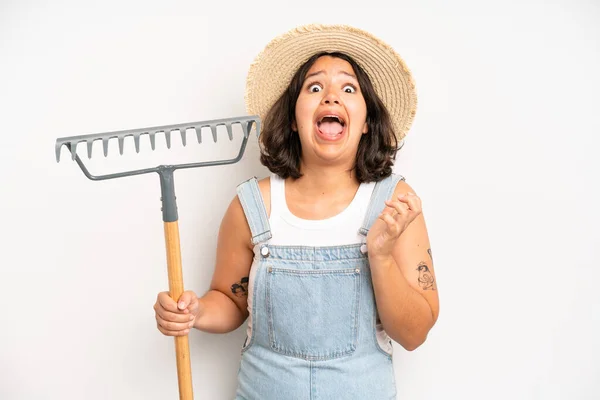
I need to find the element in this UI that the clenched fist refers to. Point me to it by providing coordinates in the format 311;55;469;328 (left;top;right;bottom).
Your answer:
366;192;422;259
154;290;202;336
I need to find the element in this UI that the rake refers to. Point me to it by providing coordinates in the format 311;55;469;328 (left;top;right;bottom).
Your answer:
55;115;260;400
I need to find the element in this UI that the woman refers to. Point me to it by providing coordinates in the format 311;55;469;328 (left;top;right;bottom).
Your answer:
154;24;439;399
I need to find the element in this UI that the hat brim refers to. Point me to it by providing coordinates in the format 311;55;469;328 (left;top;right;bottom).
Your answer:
245;24;417;140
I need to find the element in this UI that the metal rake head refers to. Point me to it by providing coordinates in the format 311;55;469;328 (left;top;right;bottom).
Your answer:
54;115;260;181
55;115;260;162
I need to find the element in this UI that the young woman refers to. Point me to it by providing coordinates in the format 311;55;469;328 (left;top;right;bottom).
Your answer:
154;24;440;399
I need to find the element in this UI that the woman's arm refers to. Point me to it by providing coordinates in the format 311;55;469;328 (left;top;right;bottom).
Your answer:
193;194;255;333
194;178;271;333
369;180;440;351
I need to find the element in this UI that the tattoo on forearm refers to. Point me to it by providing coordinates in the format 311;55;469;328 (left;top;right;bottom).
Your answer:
428;248;433;263
231;277;249;297
417;262;436;290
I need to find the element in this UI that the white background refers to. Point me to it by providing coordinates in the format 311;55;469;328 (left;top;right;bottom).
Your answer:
1;0;599;399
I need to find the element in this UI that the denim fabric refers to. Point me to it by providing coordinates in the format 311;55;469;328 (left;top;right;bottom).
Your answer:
234;174;405;400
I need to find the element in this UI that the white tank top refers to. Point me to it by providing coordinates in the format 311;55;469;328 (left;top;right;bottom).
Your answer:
268;173;376;246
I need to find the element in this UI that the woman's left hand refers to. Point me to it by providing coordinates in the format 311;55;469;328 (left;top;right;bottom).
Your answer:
366;192;423;259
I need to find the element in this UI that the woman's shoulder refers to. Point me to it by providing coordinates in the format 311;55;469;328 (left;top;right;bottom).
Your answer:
235;175;272;218
389;174;417;197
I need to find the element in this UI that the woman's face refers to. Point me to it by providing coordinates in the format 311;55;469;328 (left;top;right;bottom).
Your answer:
293;55;368;168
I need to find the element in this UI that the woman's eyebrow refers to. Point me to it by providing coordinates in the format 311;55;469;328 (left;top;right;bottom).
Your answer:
304;70;357;82
339;71;357;80
304;70;324;81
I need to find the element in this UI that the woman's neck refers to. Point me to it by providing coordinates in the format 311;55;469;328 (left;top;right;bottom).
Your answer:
290;164;359;197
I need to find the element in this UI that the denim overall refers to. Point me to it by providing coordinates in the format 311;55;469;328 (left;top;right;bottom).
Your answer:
234;173;405;400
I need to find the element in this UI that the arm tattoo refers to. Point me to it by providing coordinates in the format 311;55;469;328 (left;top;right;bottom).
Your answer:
417;262;436;290
231;277;249;297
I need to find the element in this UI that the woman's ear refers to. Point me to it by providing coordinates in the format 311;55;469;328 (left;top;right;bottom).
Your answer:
292;120;297;132
362;121;368;134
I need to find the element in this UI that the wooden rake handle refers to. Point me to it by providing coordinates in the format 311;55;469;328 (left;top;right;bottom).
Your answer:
164;221;194;400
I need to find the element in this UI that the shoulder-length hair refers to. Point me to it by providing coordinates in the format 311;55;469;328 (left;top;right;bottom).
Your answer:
259;51;400;183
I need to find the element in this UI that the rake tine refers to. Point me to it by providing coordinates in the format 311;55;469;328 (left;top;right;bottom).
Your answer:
180;128;187;147
86;140;94;159
226;123;233;141
239;121;249;139
118;136;125;155
210;125;218;143
55;143;61;162
102;137;109;157
70;141;78;160
134;134;141;153
195;127;202;144
149;132;156;150
165;130;172;149
248;120;255;137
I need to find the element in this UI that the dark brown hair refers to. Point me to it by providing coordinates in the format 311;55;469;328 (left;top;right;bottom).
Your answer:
259;51;400;183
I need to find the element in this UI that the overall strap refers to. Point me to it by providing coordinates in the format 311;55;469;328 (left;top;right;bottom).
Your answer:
358;173;406;237
236;177;272;245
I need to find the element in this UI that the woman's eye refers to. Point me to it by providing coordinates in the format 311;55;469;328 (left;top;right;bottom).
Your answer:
343;85;356;93
309;84;322;92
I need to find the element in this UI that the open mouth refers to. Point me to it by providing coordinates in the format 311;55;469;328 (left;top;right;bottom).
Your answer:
316;115;346;139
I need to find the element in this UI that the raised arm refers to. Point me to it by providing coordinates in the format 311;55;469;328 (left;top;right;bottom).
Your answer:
368;180;440;350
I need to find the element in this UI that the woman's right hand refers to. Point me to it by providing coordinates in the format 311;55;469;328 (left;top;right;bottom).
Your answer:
154;290;201;336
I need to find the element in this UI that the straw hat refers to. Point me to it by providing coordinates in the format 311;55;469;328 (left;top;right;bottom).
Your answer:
245;24;417;140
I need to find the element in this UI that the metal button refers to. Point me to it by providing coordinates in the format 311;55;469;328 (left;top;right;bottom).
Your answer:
360;244;368;254
355;268;360;274
260;245;270;258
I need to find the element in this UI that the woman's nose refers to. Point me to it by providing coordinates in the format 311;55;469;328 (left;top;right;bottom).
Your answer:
322;90;341;105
